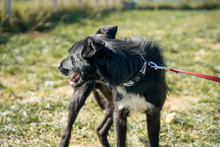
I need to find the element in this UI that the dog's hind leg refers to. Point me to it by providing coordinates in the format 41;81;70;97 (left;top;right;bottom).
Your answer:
59;81;95;147
146;112;161;147
93;86;114;147
95;108;113;147
93;89;106;109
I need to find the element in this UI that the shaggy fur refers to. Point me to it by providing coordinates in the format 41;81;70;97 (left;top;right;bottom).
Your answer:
58;25;167;147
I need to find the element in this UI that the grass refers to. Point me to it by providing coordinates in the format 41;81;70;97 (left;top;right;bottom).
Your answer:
1;0;219;35
136;0;220;10
0;0;122;34
0;9;220;146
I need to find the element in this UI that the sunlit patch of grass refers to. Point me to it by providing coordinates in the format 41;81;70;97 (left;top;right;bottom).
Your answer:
0;10;220;146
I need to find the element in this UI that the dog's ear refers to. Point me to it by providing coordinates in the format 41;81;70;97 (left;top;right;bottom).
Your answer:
96;25;118;39
82;37;105;58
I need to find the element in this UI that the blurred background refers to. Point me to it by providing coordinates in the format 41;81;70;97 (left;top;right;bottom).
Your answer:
0;0;220;146
1;0;220;34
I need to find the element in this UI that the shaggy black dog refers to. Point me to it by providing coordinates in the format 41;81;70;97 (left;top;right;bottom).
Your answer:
58;25;167;147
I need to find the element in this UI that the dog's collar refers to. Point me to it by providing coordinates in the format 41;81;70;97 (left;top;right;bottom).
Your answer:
123;55;147;87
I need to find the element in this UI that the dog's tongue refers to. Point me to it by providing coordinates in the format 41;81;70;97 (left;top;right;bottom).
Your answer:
68;73;79;84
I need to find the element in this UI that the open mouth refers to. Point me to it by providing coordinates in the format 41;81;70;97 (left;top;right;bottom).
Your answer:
68;73;80;84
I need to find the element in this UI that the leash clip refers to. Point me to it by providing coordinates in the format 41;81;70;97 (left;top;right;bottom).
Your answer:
148;61;171;71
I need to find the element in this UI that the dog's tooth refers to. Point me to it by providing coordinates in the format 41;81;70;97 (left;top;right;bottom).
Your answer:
68;79;74;84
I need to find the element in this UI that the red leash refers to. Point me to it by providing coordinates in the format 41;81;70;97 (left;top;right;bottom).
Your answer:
148;61;220;83
168;67;220;83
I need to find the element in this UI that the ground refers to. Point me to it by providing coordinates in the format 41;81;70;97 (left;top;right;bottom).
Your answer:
0;10;220;147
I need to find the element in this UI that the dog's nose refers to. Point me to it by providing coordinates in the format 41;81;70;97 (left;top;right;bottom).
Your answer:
58;64;61;69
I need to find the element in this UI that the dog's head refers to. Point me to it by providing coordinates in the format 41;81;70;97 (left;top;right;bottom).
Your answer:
58;25;118;87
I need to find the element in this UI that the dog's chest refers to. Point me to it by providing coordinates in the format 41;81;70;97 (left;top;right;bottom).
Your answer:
116;87;155;112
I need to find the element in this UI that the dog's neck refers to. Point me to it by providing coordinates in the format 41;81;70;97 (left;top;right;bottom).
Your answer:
123;55;147;86
93;48;144;86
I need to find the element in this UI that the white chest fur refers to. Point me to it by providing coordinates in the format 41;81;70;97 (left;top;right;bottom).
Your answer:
116;87;156;113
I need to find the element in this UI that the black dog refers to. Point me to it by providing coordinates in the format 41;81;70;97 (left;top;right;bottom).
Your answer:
58;25;167;147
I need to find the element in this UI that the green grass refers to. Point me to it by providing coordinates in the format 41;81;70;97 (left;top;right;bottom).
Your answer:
0;10;220;146
1;0;219;34
0;0;122;34
136;0;220;10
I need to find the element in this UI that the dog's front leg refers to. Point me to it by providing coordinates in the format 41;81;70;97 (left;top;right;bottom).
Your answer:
146;112;161;147
114;107;129;147
59;81;94;147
